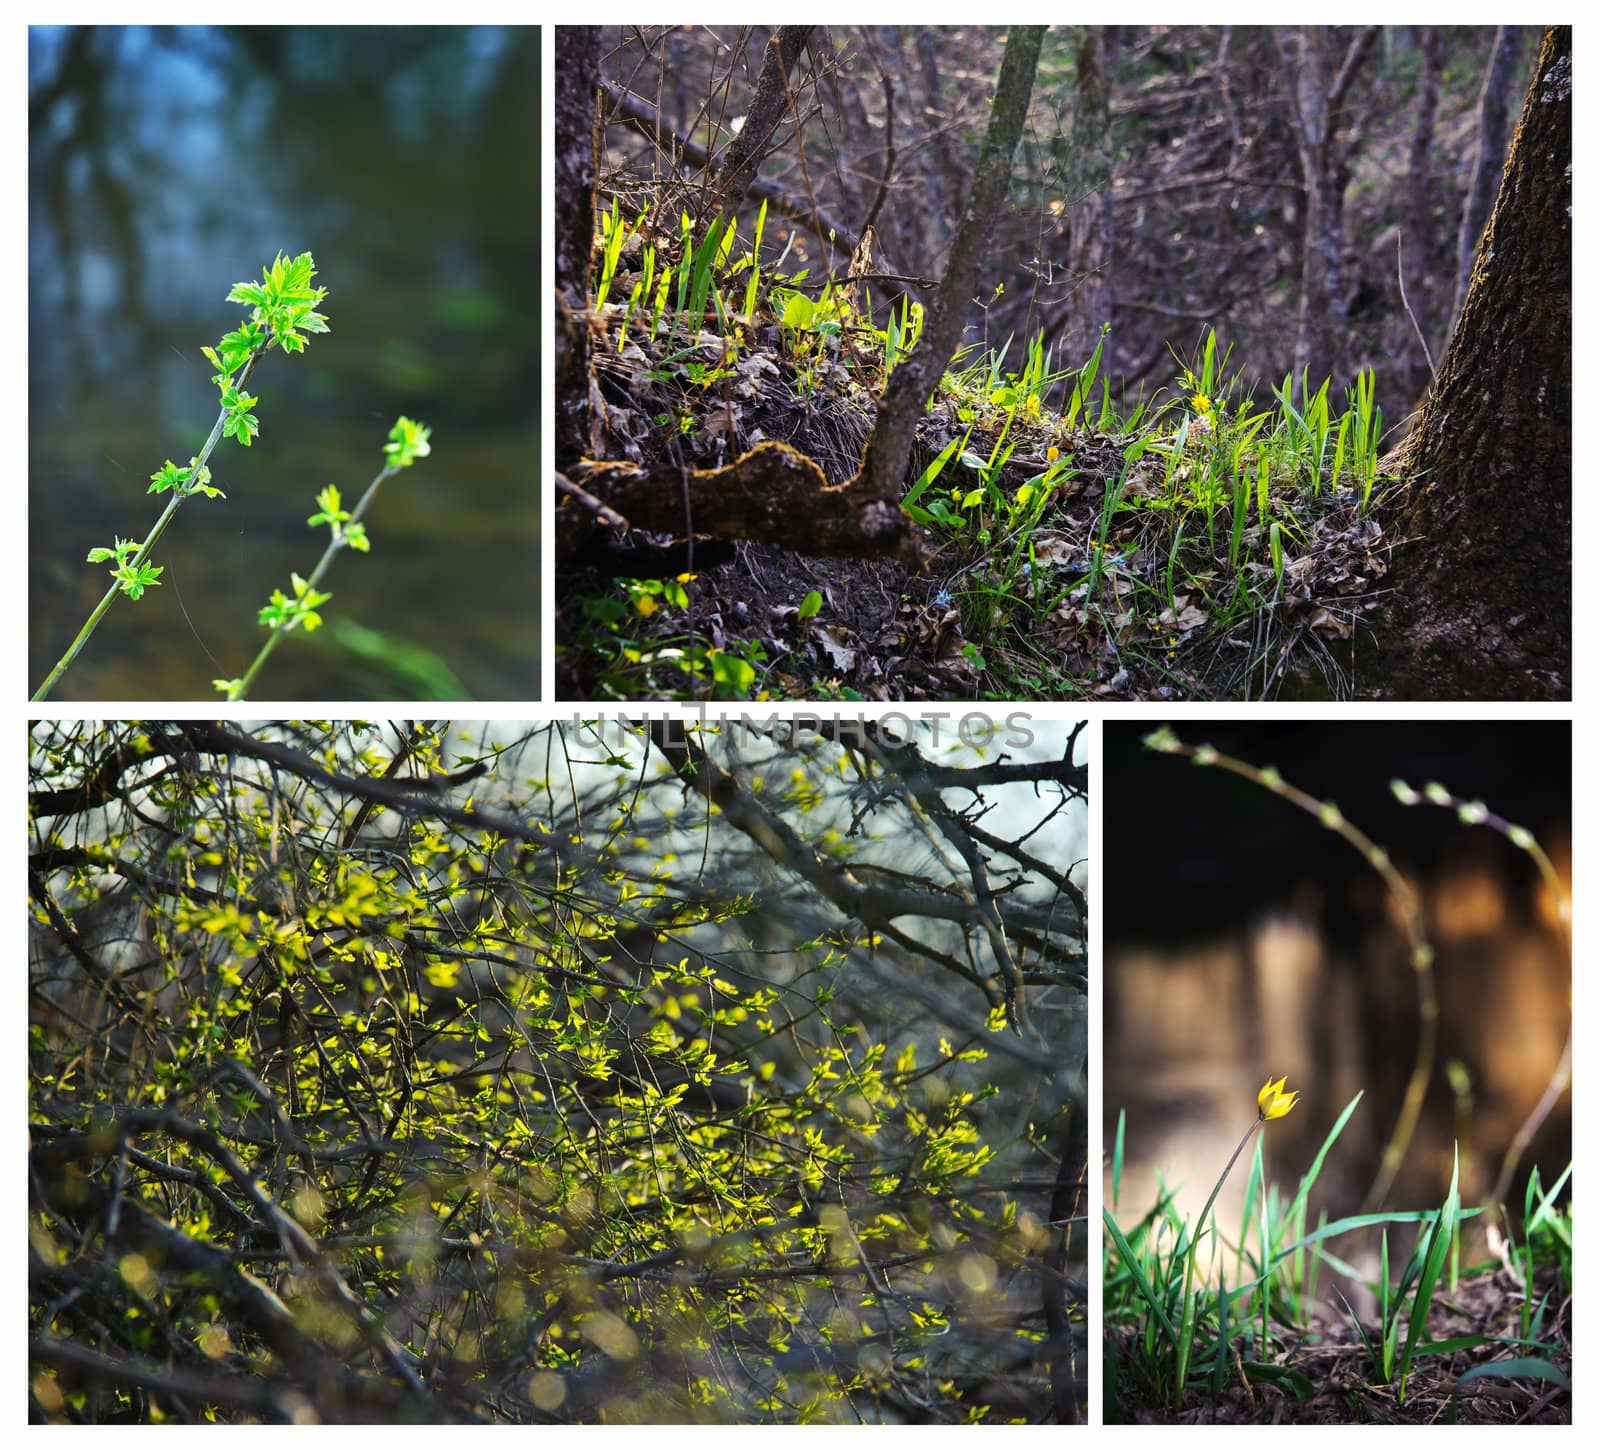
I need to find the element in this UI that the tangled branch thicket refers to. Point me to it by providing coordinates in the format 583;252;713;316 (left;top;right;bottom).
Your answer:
29;719;1088;1424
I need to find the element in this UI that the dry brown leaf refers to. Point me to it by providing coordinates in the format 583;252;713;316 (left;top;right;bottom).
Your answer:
816;625;857;673
1308;607;1353;638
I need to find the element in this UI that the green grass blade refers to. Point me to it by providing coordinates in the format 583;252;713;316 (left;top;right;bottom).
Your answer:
1104;1210;1180;1341
1211;1262;1231;1394
1334;1286;1378;1375
1175;1242;1199;1406
1528;1160;1572;1233
901;433;967;513
1286;1090;1363;1230
1302;1207;1326;1323
1380;1226;1396;1381
1236;1133;1264;1281
1453;1358;1570;1393
1112;1109;1126;1212
1397;1143;1461;1404
1420;1333;1562;1355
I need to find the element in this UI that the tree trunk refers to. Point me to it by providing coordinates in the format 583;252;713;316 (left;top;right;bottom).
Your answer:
857;26;1045;504
554;26;600;466
703;26;815;223
1450;27;1529;331
1276;26;1377;385
1402;27;1444;403
1370;26;1570;700
894;25;951;255
1063;27;1114;367
916;27;967;248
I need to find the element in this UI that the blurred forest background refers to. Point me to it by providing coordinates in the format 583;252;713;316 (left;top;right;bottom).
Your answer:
596;24;1533;434
29;26;538;701
30;718;1087;1423
1101;720;1569;1249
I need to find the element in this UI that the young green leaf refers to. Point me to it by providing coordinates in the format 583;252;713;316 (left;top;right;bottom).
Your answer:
148;460;191;495
384;416;432;467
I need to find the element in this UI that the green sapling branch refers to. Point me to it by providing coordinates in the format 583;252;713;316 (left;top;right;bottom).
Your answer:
33;347;269;702
33;252;328;702
217;416;431;701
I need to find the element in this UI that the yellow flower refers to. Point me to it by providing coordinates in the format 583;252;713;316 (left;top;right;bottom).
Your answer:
634;593;658;617
1192;393;1212;415
1257;1076;1299;1121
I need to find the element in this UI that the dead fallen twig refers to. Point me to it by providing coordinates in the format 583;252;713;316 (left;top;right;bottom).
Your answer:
556;470;630;531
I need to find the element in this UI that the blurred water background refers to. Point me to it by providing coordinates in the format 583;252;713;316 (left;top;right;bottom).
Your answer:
29;25;538;700
1103;720;1570;1262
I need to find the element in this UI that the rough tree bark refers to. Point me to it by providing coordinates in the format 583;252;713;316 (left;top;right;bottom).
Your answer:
1369;25;1570;700
1275;26;1377;385
554;27;600;466
1451;26;1529;331
856;25;1045;504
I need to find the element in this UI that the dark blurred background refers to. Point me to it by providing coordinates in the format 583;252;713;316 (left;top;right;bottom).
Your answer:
29;25;538;701
1104;720;1569;1240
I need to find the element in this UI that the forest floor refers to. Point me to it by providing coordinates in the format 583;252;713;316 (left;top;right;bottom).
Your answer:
1108;1265;1571;1425
557;218;1402;702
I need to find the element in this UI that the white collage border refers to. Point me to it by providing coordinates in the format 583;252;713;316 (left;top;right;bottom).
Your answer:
9;6;1586;1440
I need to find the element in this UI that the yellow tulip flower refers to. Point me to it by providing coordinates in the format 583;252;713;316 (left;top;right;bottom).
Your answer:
1257;1076;1300;1122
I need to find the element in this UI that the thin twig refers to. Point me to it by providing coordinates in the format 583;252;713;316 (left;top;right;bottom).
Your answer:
555;470;630;530
1397;232;1437;381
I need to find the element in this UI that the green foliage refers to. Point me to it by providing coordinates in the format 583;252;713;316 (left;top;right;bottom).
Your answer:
307;486;368;554
573;575;775;700
34;252;336;702
222;417;432;701
29;720;1087;1424
223;250;331;358
84;537;163;600
927;327;1399;697
255;571;333;634
384;415;432;468
1102;1096;1517;1415
576;186;1396;700
595;197;633;312
32;246;446;704
593;203;927;411
147;457;223;500
219;383;261;446
201;251;329;405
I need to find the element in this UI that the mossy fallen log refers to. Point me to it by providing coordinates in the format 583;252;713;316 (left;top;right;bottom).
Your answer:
563;440;928;562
